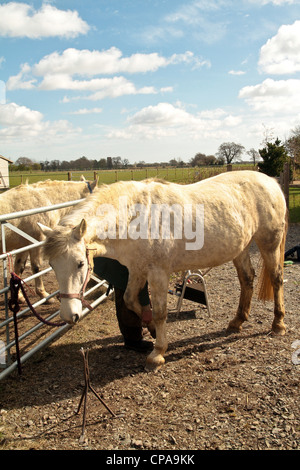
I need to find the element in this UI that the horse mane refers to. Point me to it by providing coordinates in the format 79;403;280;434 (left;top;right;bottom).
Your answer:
43;178;173;257
59;178;168;228
43;226;73;259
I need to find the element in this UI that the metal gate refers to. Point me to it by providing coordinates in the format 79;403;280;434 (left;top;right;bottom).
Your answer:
0;199;111;380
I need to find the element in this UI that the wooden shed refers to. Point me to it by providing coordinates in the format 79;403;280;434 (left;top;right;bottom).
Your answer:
0;155;13;188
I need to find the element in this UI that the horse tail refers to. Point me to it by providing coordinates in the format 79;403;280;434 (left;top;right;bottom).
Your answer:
257;209;288;302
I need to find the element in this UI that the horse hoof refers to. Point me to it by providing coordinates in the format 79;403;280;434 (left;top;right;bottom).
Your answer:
272;323;286;336
227;321;242;333
144;361;162;373
145;362;161;372
145;352;165;372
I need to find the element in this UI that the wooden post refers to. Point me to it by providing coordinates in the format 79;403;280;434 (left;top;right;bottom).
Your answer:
283;162;289;208
68;172;72;181
227;164;232;171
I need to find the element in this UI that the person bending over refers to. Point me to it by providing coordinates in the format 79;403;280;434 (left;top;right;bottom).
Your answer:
93;257;154;353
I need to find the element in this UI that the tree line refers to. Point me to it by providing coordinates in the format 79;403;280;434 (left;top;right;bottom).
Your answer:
9;125;300;178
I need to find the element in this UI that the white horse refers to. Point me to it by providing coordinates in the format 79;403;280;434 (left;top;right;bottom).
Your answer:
39;171;288;370
0;176;98;302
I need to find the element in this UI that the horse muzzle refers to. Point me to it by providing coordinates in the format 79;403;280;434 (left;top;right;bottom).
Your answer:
59;296;83;324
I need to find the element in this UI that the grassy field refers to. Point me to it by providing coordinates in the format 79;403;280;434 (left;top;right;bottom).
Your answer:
289;186;300;223
8;166;228;187
6;166;300;223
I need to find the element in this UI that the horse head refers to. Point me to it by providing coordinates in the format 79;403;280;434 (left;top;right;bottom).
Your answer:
38;219;90;325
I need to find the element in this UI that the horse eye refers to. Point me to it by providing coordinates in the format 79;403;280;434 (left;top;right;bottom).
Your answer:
78;261;84;269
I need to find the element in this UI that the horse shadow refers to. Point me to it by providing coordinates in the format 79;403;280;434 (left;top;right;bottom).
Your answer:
1;317;266;412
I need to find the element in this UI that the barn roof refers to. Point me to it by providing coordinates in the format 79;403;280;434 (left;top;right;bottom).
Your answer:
0;155;13;163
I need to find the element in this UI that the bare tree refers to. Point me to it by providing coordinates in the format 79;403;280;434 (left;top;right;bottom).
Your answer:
261;123;275;149
247;148;260;165
216;142;245;164
285;125;300;169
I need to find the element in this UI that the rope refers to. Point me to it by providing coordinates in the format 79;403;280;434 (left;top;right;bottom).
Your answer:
8;272;66;327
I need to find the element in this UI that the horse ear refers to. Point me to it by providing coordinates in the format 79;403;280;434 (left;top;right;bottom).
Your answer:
90;176;98;190
72;219;87;240
37;222;53;237
80;175;86;181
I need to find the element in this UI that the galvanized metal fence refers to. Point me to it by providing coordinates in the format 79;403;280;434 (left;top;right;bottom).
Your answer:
0;200;111;380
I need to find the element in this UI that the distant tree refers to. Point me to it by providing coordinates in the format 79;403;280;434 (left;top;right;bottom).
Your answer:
60;160;71;170
285;125;300;170
112;156;122;168
177;158;185;167
190;153;216;166
190;153;205;166
216;156;225;165
107;157;113;169
205;155;217;165
216;142;245;164
15;157;34;167
98;158;107;169
261;123;275;149
32;162;41;171
49;160;60;171
169;157;185;167
258;138;290;177
74;156;90;170
247;148;260;165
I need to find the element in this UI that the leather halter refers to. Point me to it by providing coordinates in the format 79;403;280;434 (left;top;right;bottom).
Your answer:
58;248;94;312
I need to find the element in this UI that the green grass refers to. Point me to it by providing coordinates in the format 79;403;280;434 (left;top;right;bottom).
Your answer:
289;186;300;223
8;167;217;186
8;164;255;187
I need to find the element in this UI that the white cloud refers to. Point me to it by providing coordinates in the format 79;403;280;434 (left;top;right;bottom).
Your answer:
37;74;158;100
7;48;207;100
259;21;300;74
6;63;37;90
33;47;169;77
0;2;89;39
249;0;297;4
69;108;103;115
239;78;300;113
32;48;207;78
107;102;241;141
229;70;246;76
162;0;228;44
0;102;80;141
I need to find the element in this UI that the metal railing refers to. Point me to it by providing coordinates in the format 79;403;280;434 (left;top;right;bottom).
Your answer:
0;200;111;380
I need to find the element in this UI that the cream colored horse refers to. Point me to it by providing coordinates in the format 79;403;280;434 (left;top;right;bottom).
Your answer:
40;171;288;370
0;176;98;302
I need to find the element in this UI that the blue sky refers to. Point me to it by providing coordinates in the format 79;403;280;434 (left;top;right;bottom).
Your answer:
0;0;300;164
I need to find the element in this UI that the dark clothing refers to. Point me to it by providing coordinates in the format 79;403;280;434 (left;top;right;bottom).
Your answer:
93;257;150;306
93;257;149;342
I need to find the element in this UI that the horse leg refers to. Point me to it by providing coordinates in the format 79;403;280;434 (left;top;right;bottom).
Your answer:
14;251;28;276
227;247;255;332
145;268;169;371
14;251;29;303
258;246;286;335
123;272;156;338
30;248;54;303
